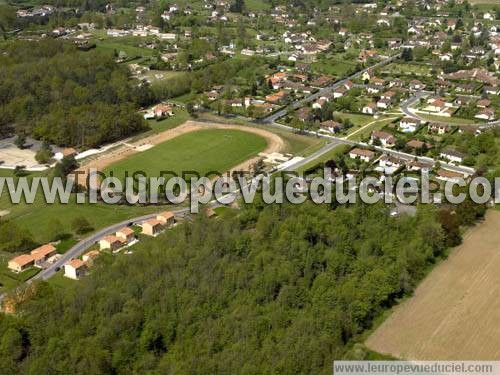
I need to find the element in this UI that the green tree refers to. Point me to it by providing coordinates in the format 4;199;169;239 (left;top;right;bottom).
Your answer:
71;216;93;235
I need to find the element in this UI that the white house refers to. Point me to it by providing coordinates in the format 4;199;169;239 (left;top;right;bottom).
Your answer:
362;102;377;115
440;149;465;164
64;259;87;280
349;148;375;163
371;131;395;147
475;108;495;121
399;117;422;133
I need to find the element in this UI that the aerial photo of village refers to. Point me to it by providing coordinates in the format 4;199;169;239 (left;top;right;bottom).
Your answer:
0;0;499;372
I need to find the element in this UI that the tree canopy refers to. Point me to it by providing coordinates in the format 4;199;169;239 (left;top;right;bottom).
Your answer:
0;39;150;148
0;201;450;373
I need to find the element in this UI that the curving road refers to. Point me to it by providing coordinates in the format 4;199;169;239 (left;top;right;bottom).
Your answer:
260;53;402;124
399;91;500;129
0;53;480;306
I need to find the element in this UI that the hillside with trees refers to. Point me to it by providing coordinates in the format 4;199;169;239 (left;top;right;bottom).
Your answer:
0;201;451;373
0;39;151;148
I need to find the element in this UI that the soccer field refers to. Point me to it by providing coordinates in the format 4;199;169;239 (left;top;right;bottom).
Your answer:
104;128;268;180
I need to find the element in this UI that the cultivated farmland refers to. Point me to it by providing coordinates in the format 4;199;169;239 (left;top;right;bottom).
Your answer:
366;210;500;360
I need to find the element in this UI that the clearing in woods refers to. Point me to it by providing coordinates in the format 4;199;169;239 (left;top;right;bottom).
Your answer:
366;209;500;360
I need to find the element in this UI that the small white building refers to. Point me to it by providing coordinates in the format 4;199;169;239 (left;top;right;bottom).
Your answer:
349;148;375;163
440;149;465;164
64;259;87;280
399;117;422;133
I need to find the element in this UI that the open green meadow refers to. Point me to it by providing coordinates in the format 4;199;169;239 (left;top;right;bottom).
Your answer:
131;108;190;140
195;112;327;155
312;58;355;77
346;116;400;141
105;128;267;180
0;169;161;243
381;63;434;76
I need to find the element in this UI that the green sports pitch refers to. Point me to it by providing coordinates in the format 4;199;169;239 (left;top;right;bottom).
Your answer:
104;128;268;180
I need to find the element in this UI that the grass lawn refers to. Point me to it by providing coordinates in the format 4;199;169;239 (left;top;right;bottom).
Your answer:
0;169;161;243
193;112;327;156
334;112;374;127
139;70;184;82
382;63;433;76
295;144;352;174
139;108;189;137
312;59;355;77
346;116;400;141
94;37;156;58
105;128;268;180
245;0;271;11
283;134;327;156
417;113;481;125
48;270;78;290
56;238;79;254
0;267;41;292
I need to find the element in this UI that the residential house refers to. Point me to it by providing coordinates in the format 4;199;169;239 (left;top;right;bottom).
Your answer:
380;91;396;101
436;168;467;183
475;108;495;121
319;120;342;134
371;130;396;147
157;211;175;226
476;99;491;109
333;84;350;98
64;259;88;280
82;250;100;265
362;102;377;115
55;147;77;160
30;244;57;267
440;149;465;164
406;139;425;150
399;117;422;133
362;69;375;82
484;86;499;95
428;123;452;134
371;77;385;87
142;219;164;236
379;154;407;169
367;84;381;94
388;78;404;88
8;255;35;273
99;236;126;251
377;98;392;109
116;227;135;244
296;107;312;122
153;104;174;118
407;160;433;173
455;83;476;94
409;80;425;91
266;90;288;104
349;148;375;163
312;98;327;110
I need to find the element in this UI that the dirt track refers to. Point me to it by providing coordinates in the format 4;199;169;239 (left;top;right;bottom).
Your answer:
74;120;284;187
366;209;500;359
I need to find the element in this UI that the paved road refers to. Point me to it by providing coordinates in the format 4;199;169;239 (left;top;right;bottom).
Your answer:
399;91;500;129
0;141;339;306
260;53;402;124
0;50;481;303
260;116;475;176
30;213;168;281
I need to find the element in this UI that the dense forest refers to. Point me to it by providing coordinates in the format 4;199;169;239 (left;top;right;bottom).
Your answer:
0;39;151;148
0;201;455;373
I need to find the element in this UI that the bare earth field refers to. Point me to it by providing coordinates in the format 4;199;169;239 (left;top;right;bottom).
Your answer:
75;120;284;187
366;210;500;360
